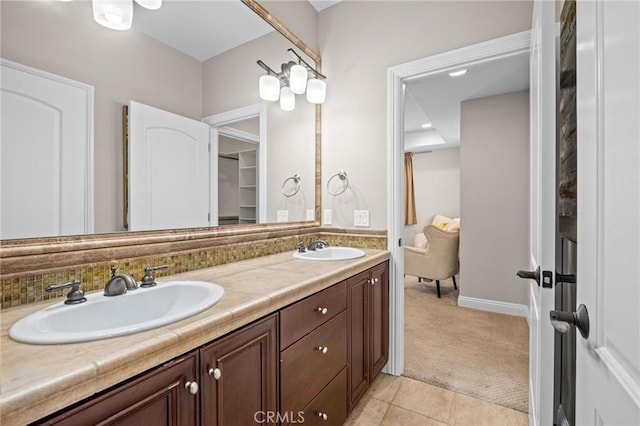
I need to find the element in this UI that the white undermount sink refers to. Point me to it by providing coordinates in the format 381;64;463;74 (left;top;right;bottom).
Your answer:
293;246;366;261
9;281;224;345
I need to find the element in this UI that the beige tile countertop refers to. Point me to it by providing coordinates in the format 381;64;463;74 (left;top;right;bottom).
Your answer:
0;249;389;426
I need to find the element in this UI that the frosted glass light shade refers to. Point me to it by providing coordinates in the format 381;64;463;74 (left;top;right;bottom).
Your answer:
306;78;326;104
280;87;295;111
289;64;308;94
92;0;133;31
134;0;162;10
259;75;280;101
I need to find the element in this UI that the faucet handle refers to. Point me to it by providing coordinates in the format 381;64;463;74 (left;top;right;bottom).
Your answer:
141;265;169;288
46;279;86;305
297;242;306;253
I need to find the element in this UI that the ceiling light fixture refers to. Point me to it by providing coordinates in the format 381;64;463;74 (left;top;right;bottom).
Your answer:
421;123;433;129
92;0;163;31
257;48;327;111
448;69;468;77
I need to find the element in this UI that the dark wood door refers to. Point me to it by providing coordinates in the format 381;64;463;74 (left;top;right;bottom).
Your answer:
347;269;370;411
369;261;389;379
200;314;278;426
38;351;199;426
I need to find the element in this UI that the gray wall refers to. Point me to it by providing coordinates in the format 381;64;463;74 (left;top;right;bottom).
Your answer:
459;91;530;306
318;1;533;228
403;148;460;246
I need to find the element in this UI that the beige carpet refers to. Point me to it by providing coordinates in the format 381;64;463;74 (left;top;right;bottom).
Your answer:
403;275;529;413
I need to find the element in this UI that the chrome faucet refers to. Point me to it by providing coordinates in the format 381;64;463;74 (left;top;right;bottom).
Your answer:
104;266;137;296
140;265;169;288
46;279;86;304
307;239;330;251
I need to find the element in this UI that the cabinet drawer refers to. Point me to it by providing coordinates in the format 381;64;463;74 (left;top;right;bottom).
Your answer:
281;310;347;413
297;368;347;426
280;280;347;349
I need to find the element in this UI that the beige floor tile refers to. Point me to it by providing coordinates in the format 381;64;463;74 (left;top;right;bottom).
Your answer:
450;392;527;426
380;405;447;426
392;377;455;423
344;395;390;426
368;373;403;403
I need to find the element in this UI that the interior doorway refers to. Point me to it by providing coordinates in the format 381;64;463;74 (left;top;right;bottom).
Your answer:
386;30;533;407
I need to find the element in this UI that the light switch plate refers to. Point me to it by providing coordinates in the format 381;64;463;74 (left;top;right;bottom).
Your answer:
306;209;315;221
323;209;332;225
354;210;370;227
276;210;289;222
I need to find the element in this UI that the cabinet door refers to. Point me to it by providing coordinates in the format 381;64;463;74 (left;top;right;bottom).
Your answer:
347;270;370;410
200;314;278;426
39;352;199;426
369;261;389;379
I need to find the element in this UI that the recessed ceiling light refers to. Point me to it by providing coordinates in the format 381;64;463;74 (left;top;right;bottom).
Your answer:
421;123;433;129
449;69;468;77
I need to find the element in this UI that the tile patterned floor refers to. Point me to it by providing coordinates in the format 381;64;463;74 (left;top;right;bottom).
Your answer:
345;374;529;426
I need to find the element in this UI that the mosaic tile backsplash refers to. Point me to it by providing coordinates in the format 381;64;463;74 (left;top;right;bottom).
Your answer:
1;231;386;309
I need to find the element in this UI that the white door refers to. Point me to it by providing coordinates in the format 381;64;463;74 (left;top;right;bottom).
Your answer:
527;1;556;425
128;101;210;231
0;60;94;239
574;1;640;423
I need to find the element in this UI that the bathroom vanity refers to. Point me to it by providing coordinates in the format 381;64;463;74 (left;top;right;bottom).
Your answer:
0;249;389;425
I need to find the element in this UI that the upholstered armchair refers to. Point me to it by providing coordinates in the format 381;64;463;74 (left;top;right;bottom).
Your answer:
405;225;460;298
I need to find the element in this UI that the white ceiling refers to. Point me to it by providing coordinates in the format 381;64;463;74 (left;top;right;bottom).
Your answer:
404;52;530;152
308;0;343;11
131;0;275;62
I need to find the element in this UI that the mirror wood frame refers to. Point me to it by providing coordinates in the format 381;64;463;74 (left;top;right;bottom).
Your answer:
0;0;322;274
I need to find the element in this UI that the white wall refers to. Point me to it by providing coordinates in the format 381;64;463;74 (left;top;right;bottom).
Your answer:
459;91;530;306
318;1;533;229
403;148;460;246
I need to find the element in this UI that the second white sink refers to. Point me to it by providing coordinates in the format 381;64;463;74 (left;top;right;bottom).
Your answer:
293;247;365;261
9;281;224;345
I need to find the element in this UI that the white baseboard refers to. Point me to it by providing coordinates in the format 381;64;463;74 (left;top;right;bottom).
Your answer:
458;295;529;318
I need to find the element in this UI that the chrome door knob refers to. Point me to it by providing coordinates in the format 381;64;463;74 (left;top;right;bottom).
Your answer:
550;304;590;338
317;412;328;421
317;346;328;354
317;307;328;315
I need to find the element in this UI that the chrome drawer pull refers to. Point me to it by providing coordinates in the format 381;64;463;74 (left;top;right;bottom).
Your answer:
317;346;328;354
317;306;328;315
317;412;328;421
185;381;199;395
208;368;222;380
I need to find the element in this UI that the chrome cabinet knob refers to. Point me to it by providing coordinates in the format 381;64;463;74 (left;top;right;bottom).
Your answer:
208;367;222;380
317;346;328;354
317;306;328;315
185;381;199;395
317;412;328;421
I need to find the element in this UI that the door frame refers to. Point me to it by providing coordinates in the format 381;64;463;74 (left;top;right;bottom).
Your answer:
203;103;267;224
385;31;531;376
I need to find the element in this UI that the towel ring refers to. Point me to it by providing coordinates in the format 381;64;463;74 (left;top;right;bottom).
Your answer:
327;170;349;196
281;174;301;197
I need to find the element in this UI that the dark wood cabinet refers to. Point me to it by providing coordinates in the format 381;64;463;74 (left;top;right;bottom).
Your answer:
347;261;389;411
34;261;388;426
38;351;200;426
200;313;278;426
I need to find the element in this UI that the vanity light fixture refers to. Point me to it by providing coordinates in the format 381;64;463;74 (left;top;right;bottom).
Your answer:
92;0;163;31
421;123;433;129
257;48;327;110
448;69;468;77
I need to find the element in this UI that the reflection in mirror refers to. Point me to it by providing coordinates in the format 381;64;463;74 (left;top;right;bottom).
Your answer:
0;0;316;239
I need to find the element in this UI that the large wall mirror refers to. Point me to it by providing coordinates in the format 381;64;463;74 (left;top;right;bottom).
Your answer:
1;0;320;241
